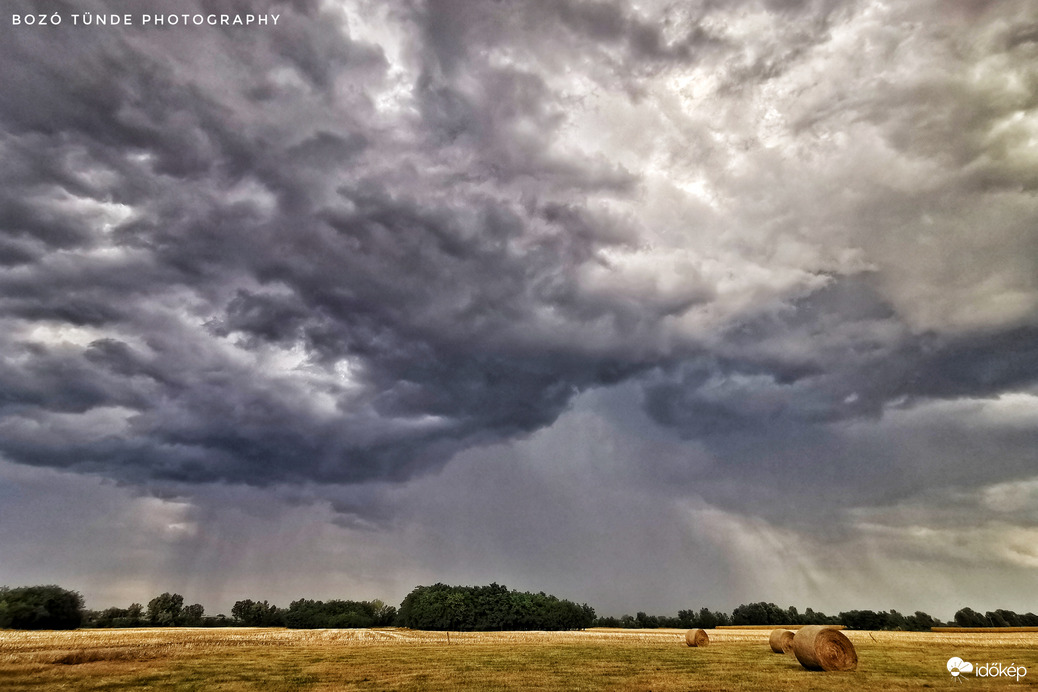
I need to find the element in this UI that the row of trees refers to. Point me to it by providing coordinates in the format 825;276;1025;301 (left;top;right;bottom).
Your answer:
597;602;1038;631
594;607;732;629
955;607;1038;628
397;583;596;631
282;599;397;629
90;594;400;629
595;603;844;629
84;592;217;628
839;609;943;631
4;584;1037;632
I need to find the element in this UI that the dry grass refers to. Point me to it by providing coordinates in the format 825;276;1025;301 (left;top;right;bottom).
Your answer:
1;627;1036;690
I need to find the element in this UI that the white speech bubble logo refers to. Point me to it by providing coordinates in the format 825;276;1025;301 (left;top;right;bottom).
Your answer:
947;657;974;677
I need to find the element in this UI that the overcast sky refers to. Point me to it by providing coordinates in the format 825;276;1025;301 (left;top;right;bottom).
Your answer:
1;0;1036;620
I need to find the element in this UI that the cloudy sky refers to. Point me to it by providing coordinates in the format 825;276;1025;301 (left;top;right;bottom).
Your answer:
1;0;1036;620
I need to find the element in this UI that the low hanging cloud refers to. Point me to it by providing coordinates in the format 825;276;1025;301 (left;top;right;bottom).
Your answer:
1;0;1036;512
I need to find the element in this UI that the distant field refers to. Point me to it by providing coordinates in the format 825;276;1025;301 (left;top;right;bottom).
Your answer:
715;624;845;630
932;627;1038;633
2;627;1035;690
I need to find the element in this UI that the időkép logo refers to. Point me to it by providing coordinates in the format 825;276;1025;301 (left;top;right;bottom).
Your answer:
948;656;1027;682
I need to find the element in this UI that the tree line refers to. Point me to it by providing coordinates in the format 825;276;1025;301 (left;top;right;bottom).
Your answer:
593;603;1037;631
3;583;1036;632
86;593;399;629
397;583;596;631
953;607;1038;628
601;602;943;631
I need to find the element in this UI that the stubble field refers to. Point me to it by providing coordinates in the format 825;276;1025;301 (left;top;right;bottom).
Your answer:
1;626;1035;690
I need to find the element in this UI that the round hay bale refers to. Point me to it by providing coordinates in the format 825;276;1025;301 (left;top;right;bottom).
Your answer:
685;628;709;647
769;628;795;654
792;625;857;671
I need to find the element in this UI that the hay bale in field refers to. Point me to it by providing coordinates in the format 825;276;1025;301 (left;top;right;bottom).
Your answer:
769;628;795;654
792;625;857;671
685;629;709;647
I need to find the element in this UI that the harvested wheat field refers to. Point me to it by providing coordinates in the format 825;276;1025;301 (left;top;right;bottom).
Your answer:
1;627;1036;690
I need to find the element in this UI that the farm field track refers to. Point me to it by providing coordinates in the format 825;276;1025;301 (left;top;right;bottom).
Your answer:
2;627;1036;690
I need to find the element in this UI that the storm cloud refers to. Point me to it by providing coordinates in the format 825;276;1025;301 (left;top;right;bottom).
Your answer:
1;0;1036;615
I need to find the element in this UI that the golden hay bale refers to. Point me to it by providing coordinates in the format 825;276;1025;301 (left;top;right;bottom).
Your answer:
792;625;857;671
768;628;795;654
685;629;709;647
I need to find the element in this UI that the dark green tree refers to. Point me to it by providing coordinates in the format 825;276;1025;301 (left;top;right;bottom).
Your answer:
732;602;788;626
147;592;184;626
994;610;1021;627
636;611;660;628
698;607;720;629
954;607;990;628
799;607;837;626
182;603;205;626
840;610;886;630
986;610;1009;627
370;599;398;627
905;611;940;631
127;603;145;626
283;598;382;629
232;599;284;626
0;585;84;630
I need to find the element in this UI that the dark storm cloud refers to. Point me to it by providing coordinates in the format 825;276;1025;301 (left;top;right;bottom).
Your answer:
418;0;723;70
0;0;659;487
638;270;1038;524
643;274;1038;437
1;0;1036;510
